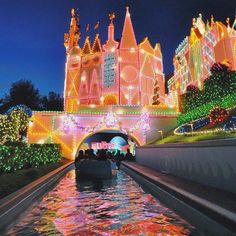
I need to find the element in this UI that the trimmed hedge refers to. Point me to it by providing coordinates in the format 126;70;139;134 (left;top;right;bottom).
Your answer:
178;92;236;125
0;143;61;173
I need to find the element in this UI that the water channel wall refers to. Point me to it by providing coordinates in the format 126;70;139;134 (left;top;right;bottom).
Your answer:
0;162;73;234
136;140;236;194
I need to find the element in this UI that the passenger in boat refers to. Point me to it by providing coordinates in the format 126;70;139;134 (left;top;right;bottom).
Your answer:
75;150;85;167
125;148;135;161
114;150;122;170
89;149;97;159
97;149;108;161
84;149;90;159
96;149;101;159
107;151;114;160
120;152;125;161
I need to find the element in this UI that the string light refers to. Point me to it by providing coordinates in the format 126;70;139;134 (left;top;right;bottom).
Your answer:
168;13;236;102
0;144;61;173
178;68;236;125
62;111;150;135
0;106;31;144
63;7;165;107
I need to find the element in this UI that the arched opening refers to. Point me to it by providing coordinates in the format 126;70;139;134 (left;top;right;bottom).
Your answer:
103;94;118;105
76;130;140;157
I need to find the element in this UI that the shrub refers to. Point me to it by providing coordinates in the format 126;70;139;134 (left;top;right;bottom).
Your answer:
0;143;61;173
177;92;236;125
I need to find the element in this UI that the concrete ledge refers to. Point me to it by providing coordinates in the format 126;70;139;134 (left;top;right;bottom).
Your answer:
0;162;73;233
121;161;236;236
142;139;236;148
136;140;236;193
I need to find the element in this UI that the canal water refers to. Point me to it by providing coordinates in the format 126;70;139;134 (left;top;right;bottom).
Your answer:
6;170;200;235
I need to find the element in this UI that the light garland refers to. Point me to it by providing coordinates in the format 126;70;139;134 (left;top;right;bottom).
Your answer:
174;125;236;136
62;111;150;135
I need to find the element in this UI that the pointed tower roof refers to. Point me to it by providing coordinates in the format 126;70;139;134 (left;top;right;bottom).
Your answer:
189;27;202;45
120;6;137;49
215;21;228;39
154;43;162;58
103;13;119;51
64;9;81;52
139;37;154;54
82;36;91;55
92;34;103;53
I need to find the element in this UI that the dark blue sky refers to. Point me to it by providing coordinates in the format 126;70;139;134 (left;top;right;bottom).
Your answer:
0;0;234;97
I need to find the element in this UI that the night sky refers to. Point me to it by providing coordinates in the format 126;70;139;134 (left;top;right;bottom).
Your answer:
0;0;234;97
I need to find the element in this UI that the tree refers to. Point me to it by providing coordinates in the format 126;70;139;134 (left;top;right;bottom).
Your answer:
186;84;200;93
203;70;236;103
41;91;63;111
180;84;201;113
1;80;41;112
0;107;31;143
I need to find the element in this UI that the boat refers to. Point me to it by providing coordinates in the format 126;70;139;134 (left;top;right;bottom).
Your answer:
75;159;117;179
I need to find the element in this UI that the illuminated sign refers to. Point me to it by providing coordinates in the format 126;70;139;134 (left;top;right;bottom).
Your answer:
104;53;116;87
91;141;115;150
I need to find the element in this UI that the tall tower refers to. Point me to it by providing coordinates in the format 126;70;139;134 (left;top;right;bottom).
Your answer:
64;9;81;112
119;7;140;105
102;13;119;105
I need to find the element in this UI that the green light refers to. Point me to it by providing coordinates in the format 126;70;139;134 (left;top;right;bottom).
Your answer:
0;143;61;173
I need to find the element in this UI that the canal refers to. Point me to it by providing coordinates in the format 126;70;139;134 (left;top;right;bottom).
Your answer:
5;169;200;235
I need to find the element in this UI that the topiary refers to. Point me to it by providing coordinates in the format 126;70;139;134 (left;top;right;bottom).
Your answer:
209;107;229;124
210;62;230;75
186;84;200;94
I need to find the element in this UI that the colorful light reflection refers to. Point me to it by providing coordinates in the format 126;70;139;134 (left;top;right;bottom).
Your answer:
6;170;198;235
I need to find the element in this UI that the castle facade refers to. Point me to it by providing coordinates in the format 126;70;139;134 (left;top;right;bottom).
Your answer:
64;7;165;112
167;14;236;109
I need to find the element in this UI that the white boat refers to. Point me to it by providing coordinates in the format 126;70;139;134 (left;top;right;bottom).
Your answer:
75;159;117;179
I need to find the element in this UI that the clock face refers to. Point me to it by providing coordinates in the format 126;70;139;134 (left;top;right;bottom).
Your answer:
121;66;138;83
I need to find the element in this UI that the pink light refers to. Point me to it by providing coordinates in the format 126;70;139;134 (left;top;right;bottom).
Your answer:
91;141;115;150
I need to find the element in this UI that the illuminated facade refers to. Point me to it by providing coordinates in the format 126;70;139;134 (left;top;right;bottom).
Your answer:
64;7;165;112
167;14;236;109
27;106;178;159
27;7;178;160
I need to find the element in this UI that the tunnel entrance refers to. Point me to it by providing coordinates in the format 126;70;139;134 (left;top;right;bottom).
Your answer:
77;130;139;155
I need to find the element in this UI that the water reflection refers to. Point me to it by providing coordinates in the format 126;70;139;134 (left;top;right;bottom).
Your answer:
6;170;199;235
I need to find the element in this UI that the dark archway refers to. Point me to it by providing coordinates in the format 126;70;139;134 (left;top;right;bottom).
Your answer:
77;130;139;156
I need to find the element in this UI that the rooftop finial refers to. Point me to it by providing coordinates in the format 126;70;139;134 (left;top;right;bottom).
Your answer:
76;9;80;24
226;17;230;27
211;15;215;25
71;8;75;18
126;6;130;16
206;19;210;30
109;12;115;24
